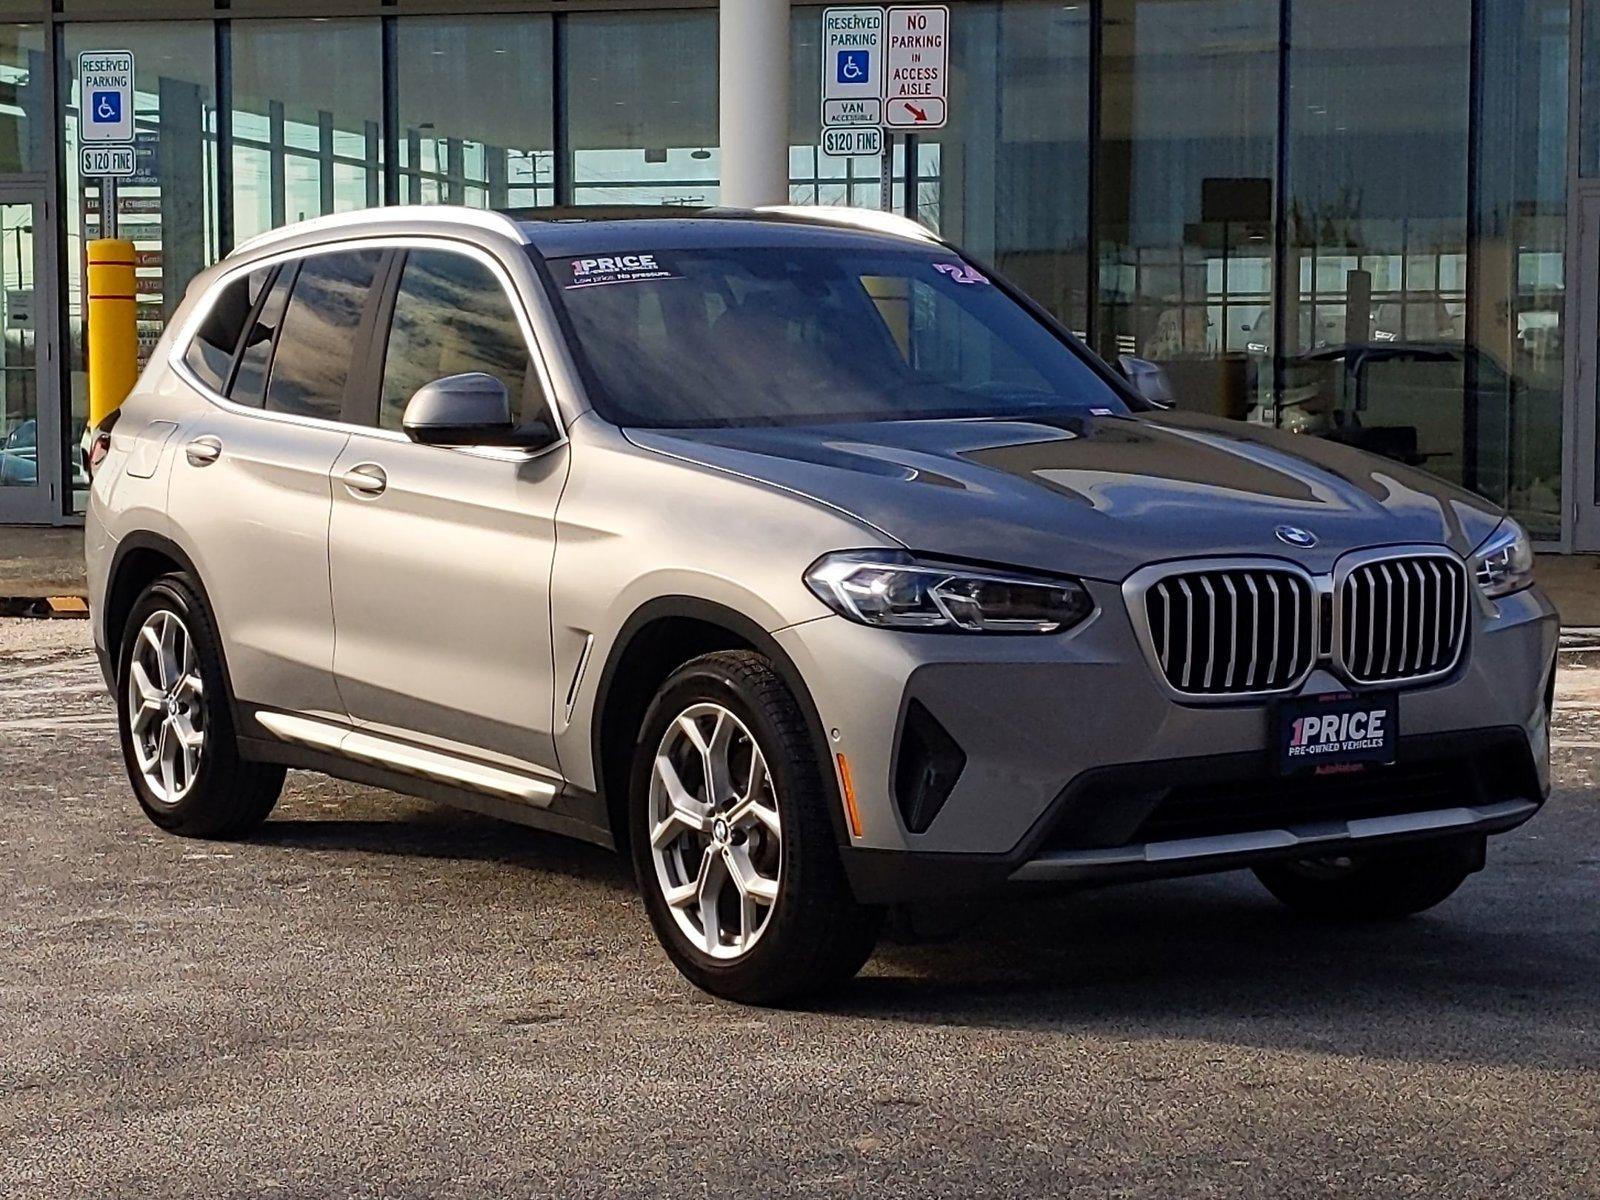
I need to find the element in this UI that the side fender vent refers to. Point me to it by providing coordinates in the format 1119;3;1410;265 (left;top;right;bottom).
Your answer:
893;699;966;834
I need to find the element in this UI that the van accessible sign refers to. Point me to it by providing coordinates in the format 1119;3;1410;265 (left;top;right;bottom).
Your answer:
821;7;884;128
79;50;135;144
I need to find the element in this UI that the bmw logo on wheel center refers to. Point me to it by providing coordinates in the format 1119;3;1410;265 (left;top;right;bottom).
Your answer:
1275;525;1318;548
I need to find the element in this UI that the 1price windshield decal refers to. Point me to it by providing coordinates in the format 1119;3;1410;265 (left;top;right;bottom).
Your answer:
564;254;678;289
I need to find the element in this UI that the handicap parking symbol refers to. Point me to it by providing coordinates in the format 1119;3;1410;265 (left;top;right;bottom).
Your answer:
90;90;122;125
836;50;871;86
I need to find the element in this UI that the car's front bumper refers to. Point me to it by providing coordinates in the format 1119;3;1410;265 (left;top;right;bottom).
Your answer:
775;579;1556;904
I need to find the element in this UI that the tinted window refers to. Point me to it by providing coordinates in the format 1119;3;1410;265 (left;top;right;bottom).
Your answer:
544;244;1122;428
263;250;385;421
379;250;535;431
228;265;296;410
185;267;272;393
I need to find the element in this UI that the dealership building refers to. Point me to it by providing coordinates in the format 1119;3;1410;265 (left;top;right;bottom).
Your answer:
0;0;1591;548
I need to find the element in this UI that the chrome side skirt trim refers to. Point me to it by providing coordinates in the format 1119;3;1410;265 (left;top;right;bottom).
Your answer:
254;711;559;807
1008;798;1538;882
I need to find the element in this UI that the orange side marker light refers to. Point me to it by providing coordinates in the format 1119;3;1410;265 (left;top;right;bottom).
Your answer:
835;752;864;839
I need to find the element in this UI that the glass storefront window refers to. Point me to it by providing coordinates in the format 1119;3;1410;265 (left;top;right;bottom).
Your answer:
0;25;46;174
565;11;719;206
395;16;555;209
231;19;383;241
926;2;1091;336
1283;0;1472;484
61;22;219;514
1474;0;1569;539
1096;0;1280;418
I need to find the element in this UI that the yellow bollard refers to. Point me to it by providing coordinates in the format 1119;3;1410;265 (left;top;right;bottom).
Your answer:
86;238;140;428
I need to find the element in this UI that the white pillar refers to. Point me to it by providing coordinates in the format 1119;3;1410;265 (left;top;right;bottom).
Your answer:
719;0;791;208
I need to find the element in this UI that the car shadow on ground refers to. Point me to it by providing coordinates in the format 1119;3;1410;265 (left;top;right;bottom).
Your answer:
250;808;635;891
246;785;1598;1070
830;877;1600;1068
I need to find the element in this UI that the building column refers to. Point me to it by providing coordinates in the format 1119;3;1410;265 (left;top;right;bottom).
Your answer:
719;0;790;208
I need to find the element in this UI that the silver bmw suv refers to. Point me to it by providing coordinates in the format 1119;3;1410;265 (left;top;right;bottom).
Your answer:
86;205;1557;1003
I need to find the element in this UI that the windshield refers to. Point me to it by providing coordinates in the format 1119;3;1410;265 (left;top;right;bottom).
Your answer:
539;242;1126;428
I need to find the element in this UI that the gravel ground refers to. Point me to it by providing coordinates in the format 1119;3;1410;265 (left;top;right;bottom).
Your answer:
1;617;1596;1198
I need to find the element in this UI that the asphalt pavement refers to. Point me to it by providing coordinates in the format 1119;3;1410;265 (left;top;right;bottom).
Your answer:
2;617;1596;1198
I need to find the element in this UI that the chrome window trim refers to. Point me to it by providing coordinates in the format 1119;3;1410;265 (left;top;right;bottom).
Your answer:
1124;545;1473;704
1330;544;1471;688
1122;557;1322;704
166;230;570;457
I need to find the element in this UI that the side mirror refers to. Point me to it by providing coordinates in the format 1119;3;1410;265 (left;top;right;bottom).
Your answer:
1116;355;1176;408
402;373;553;449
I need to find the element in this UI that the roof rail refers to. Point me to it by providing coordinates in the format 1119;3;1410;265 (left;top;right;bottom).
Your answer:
754;204;940;244
231;205;528;257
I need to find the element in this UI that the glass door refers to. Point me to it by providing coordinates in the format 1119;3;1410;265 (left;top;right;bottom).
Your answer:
0;184;56;523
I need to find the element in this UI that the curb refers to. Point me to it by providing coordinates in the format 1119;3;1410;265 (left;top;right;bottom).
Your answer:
0;595;89;619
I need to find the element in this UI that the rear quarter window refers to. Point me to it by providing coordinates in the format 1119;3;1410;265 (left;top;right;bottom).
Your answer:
183;267;272;394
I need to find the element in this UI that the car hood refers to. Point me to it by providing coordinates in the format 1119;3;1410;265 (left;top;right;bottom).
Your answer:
624;410;1506;582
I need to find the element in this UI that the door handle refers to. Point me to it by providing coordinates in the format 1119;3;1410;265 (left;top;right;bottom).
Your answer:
184;436;222;467
341;462;388;496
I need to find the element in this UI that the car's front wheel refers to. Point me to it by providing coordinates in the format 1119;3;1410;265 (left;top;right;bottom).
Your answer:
1253;837;1484;920
116;573;285;837
629;650;881;1004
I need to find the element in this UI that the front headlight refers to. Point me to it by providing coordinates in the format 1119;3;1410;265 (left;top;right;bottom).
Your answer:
804;551;1093;634
1472;519;1534;599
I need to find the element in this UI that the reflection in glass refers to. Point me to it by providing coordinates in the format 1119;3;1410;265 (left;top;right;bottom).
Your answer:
1474;0;1568;538
932;3;1091;335
565;12;719;206
0;204;38;490
395;17;555;209
264;250;384;422
231;19;383;241
0;26;47;175
1096;0;1279;418
380;251;532;430
1281;1;1472;479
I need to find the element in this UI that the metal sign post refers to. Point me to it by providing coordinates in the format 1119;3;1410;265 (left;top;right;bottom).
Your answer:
880;136;894;214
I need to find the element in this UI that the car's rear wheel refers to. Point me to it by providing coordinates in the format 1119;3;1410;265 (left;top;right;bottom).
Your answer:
117;573;285;837
629;650;881;1004
1253;837;1483;920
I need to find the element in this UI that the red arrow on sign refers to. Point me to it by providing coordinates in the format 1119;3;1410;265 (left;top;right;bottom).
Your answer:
904;103;928;122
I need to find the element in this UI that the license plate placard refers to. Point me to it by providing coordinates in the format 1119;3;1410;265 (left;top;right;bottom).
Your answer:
1276;691;1397;774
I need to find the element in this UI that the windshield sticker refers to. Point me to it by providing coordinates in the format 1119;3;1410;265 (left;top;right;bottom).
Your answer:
932;262;988;286
564;254;677;289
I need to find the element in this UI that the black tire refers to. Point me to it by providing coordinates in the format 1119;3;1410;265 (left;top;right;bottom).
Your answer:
115;572;285;838
1253;837;1484;920
628;650;881;1005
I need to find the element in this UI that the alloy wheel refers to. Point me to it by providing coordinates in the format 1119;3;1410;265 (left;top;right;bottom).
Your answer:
648;702;782;960
126;608;206;806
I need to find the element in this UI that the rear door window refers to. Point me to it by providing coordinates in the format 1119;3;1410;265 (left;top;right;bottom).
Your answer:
262;249;386;421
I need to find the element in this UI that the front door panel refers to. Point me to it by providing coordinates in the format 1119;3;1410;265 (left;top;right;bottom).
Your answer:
328;435;568;776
